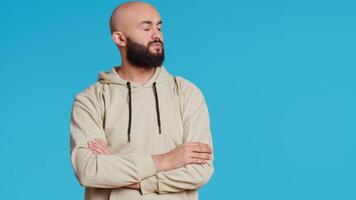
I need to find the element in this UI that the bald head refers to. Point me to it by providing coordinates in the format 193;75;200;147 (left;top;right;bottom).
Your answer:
109;1;160;34
109;1;164;67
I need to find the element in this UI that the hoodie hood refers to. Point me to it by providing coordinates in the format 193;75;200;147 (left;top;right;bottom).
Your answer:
98;65;172;88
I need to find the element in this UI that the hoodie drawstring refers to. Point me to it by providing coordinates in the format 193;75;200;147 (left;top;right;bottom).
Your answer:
126;82;132;142
153;82;162;134
125;81;162;142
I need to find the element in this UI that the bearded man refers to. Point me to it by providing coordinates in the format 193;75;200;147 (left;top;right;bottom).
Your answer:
70;2;214;200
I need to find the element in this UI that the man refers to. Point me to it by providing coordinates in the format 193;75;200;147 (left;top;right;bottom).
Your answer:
70;2;214;200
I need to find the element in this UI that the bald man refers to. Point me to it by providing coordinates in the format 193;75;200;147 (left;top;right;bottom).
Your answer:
70;2;214;200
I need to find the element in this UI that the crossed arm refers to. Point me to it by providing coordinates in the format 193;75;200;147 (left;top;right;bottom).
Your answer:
87;139;212;190
71;82;214;194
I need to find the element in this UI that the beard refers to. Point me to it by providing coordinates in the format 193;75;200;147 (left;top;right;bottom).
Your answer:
126;37;165;69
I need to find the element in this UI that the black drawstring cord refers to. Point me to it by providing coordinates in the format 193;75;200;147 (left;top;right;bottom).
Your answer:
126;81;162;142
152;82;162;134
126;82;132;142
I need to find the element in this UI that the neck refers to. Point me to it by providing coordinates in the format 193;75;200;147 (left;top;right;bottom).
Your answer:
117;60;157;85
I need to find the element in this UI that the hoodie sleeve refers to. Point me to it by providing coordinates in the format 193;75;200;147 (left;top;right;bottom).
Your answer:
140;79;214;194
70;86;157;188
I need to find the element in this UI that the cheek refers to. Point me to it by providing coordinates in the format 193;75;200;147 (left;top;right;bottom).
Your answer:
130;31;151;44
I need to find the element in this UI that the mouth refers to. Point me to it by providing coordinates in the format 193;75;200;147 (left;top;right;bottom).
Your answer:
150;42;162;48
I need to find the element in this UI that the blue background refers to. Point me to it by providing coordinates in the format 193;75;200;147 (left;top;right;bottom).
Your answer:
1;0;355;199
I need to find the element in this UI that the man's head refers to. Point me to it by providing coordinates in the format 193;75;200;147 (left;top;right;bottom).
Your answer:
110;2;164;69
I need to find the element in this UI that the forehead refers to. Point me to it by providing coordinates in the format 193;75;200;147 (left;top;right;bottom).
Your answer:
125;6;161;27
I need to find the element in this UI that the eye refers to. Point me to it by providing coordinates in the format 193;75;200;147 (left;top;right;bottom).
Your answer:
143;27;150;31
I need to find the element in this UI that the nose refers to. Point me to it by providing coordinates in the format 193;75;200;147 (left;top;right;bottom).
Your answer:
152;29;162;41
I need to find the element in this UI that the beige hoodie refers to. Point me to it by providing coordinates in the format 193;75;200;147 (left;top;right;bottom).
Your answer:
70;66;214;200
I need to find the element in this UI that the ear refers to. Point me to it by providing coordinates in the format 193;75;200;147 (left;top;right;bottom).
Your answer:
112;31;127;47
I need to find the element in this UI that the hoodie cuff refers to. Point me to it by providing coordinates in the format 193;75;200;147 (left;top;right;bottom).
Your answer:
136;154;157;180
140;175;158;195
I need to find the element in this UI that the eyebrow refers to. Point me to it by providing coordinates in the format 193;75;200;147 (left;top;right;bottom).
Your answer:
139;20;162;26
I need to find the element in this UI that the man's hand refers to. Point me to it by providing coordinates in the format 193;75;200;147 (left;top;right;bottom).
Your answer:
87;139;109;155
152;142;213;173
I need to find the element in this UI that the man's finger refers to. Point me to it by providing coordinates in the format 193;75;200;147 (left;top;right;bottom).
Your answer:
90;140;109;154
91;140;107;150
88;141;109;154
94;138;107;146
186;142;212;152
191;144;212;153
88;142;105;154
190;158;208;164
191;152;212;160
93;142;109;154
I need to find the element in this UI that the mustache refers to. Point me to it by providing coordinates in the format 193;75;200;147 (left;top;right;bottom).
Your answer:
148;40;164;46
